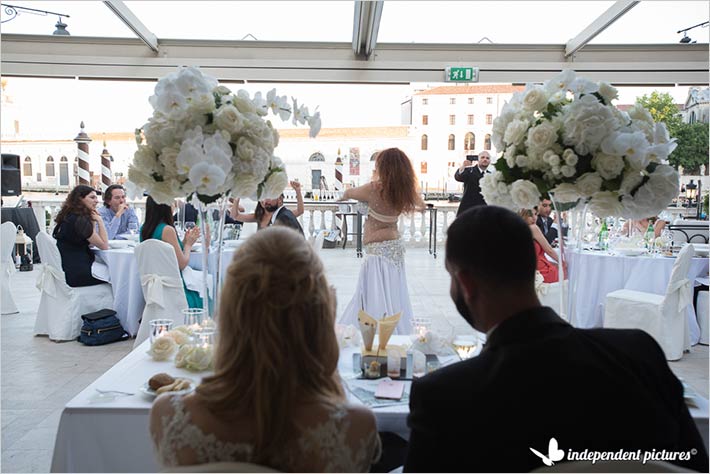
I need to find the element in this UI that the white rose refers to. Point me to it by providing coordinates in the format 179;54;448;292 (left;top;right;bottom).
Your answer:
233;90;257;115
243;115;276;154
598;82;618;104
550;183;580;204
185;345;213;371
526;121;559;154
588;191;624;218
575;172;603;197
150;180;182;205
133;145;160;174
260;168;289;200
629;165;679;217
509;179;542;209
522;85;548;111
165;329;190;346
591;152;625;180
231;173;261;199
561;95;615;155
504;119;529;146
544;150;561;167
234;137;270;180
562;148;578;166
561;165;576;178
515;155;530;168
147;336;177;361
174;345;193;368
480;173;516;209
619;171;645;195
214;104;246;136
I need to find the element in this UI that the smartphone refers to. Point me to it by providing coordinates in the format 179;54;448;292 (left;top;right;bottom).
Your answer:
466;154;478;162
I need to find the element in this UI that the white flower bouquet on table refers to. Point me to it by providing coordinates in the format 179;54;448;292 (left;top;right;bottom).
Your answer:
127;66;321;204
482;70;679;218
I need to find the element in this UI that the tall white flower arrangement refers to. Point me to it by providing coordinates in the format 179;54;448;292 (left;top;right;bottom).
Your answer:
482;70;679;218
127;66;322;204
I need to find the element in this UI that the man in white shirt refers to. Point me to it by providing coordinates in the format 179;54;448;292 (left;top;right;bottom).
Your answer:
98;184;139;240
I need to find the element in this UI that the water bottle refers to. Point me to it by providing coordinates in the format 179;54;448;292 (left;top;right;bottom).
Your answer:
644;223;655;250
598;220;609;250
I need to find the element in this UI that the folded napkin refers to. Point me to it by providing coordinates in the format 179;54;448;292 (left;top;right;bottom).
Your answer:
358;310;377;351
378;312;401;351
91;261;111;283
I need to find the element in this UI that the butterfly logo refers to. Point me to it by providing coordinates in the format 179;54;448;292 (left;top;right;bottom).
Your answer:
530;438;565;466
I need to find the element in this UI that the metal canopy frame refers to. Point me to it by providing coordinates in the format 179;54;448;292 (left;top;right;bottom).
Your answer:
1;0;708;85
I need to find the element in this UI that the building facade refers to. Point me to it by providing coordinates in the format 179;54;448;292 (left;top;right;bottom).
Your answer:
682;87;710;124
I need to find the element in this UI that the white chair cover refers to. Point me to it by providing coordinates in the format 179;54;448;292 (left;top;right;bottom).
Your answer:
1;221;18;314
33;231;114;341
697;290;709;345
134;239;188;348
603;244;695;360
539;279;569;316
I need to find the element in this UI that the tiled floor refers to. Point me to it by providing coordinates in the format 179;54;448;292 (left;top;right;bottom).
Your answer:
1;247;708;473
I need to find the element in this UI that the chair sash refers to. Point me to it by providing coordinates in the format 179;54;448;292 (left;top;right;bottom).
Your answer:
140;274;183;308
667;277;692;313
35;264;66;298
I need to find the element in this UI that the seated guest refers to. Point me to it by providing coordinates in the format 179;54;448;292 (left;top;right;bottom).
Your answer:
140;196;202;309
52;185;109;287
519;208;561;283
150;226;381;471
404;206;708;473
536;198;557;244
622;216;665;238
98;184;140;239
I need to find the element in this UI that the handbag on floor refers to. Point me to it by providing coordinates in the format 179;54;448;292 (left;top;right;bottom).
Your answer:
78;309;129;346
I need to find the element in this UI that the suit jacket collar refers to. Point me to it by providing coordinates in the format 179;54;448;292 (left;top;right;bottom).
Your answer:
270;206;285;224
484;306;570;353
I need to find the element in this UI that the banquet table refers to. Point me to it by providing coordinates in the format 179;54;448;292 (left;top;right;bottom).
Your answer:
50;337;709;473
566;248;709;345
94;242;243;336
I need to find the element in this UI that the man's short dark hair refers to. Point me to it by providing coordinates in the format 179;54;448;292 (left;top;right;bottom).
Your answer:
446;206;537;285
103;184;124;207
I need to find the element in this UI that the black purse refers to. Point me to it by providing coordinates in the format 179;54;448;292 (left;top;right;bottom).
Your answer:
78;309;129;346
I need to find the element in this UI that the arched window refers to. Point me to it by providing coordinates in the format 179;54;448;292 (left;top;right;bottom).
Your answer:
484;134;492;151
23;157;32;177
464;132;475;151
46;156;55;177
690;111;696;124
421;134;428;150
420;161;428;174
448;134;455;151
370;152;379;161
308;152;325;162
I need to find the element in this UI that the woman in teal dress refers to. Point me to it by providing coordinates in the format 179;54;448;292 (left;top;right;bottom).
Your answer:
140;196;203;309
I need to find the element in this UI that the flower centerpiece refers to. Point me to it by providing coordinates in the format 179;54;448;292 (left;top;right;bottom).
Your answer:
481;69;679;218
127;66;322;314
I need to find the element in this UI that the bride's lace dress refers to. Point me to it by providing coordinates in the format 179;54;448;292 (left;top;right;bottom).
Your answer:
152;394;381;472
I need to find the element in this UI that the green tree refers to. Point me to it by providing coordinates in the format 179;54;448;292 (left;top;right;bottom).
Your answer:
636;91;683;134
669;122;709;175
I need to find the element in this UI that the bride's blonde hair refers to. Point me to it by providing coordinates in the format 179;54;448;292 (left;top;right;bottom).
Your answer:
196;226;344;462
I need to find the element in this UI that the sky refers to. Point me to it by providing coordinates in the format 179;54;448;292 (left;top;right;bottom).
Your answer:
1;1;707;138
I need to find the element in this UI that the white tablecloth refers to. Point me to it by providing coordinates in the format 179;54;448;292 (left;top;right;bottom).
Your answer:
50;336;709;473
95;242;242;336
50;336;433;472
567;249;709;345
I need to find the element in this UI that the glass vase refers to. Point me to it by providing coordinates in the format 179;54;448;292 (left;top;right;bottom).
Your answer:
547;191;569;323
196;198;229;320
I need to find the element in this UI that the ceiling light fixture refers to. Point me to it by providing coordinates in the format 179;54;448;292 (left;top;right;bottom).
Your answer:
1;3;71;35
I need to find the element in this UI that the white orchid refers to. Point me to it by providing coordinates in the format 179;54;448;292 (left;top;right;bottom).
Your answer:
128;66;322;205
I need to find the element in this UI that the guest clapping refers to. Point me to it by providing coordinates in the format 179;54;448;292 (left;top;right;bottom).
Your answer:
150;227;381;471
140;196;203;309
53;185;109;287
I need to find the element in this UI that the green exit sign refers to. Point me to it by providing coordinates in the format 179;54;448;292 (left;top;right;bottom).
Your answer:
445;67;479;82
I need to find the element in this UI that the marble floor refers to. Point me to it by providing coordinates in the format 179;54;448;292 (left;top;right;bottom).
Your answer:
1;247;708;473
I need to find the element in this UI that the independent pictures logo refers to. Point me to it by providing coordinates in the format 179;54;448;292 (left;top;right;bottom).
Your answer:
530;438;699;466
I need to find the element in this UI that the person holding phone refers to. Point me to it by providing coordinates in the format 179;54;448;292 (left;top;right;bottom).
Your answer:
454;151;491;216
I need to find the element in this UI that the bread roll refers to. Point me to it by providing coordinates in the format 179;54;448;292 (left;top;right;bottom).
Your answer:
149;373;175;391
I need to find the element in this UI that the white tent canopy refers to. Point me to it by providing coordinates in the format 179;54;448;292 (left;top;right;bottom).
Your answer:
1;1;708;84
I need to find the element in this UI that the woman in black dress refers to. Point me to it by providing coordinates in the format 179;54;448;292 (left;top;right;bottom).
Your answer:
52;185;110;287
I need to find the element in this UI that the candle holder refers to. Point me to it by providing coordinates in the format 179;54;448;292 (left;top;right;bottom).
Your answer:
150;319;174;343
412;317;432;342
182;308;205;328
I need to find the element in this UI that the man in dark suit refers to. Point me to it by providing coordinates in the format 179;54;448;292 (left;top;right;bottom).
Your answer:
263;194;304;235
404;206;708;473
536;198;558;244
454;151;491;216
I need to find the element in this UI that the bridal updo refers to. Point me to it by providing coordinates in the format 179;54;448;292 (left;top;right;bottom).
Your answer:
196;226;344;462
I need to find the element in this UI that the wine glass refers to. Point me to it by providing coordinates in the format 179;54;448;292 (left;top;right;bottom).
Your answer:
185;221;196;231
127;222;139;237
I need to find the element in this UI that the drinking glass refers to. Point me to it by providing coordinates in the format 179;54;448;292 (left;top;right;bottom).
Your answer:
128;222;139;236
453;335;478;360
182;308;205;329
185;221;196;231
387;349;401;378
149;319;173;343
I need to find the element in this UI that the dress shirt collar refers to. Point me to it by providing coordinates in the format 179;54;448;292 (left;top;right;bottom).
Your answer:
270;206;285;224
